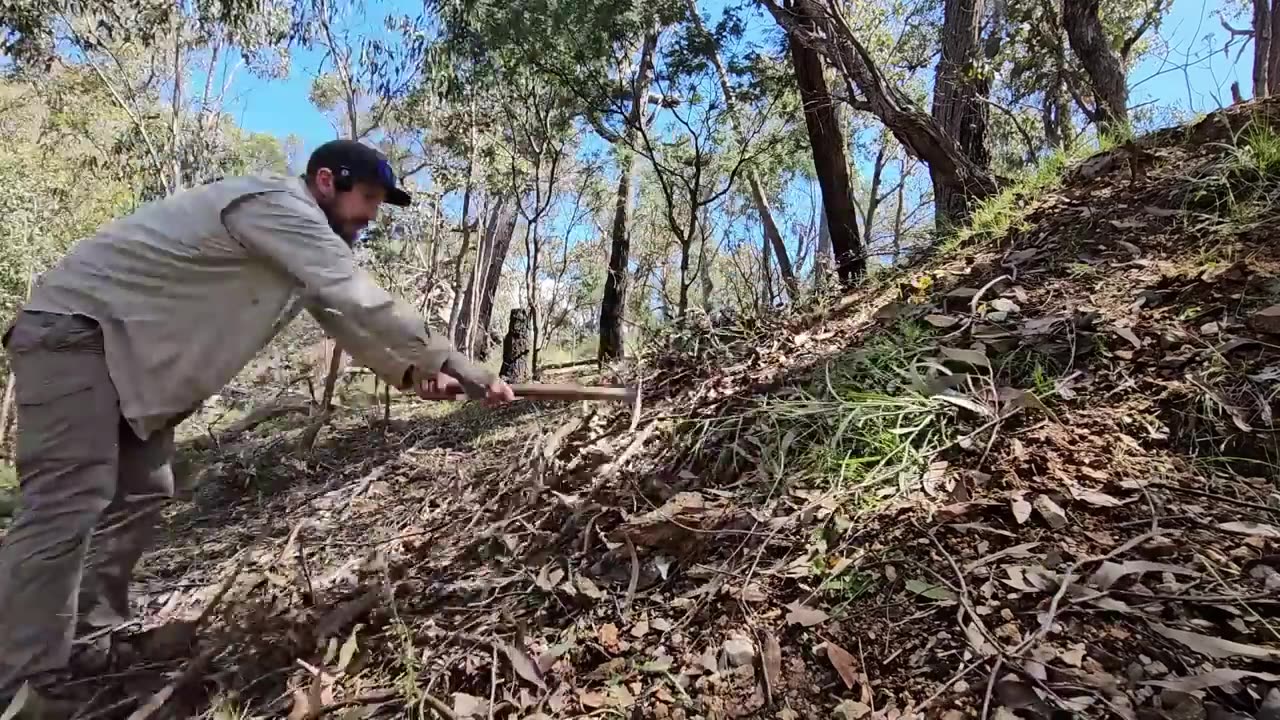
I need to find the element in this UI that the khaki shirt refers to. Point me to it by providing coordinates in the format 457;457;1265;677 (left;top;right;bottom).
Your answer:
22;173;493;439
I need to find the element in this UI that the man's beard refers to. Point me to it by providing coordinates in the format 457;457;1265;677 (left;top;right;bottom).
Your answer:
320;204;358;246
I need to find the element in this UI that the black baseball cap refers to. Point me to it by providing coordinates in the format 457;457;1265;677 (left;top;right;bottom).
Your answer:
306;139;412;207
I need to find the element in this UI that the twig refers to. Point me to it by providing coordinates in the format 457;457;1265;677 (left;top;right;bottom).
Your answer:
623;538;640;613
308;690;397;718
487;644;498;720
981;656;1004;720
297;535;316;604
629;376;643;433
422;694;458;720
925;532;1003;655
1153;482;1280;516
125;643;221;720
903;657;988;716
969;274;1011;316
857;636;874;714
1013;530;1163;657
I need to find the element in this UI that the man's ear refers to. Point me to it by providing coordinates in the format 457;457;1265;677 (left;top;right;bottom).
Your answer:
313;167;335;198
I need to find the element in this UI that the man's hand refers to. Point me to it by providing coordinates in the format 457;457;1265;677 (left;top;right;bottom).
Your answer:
411;367;515;407
483;377;516;406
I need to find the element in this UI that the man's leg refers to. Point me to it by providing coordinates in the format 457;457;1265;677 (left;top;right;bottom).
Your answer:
78;422;177;630
0;314;120;694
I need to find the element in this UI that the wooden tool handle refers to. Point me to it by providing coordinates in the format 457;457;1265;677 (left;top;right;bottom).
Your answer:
416;383;635;402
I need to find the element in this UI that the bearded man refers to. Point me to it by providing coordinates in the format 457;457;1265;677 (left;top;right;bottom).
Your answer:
0;139;513;716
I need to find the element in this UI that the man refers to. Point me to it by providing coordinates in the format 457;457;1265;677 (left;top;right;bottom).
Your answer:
0;139;514;715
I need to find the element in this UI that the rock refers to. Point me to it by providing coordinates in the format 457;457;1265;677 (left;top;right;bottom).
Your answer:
1144;660;1170;677
1033;495;1068;530
833;700;871;719
1159;689;1206;720
1259;688;1280;720
720;635;755;669
1248;305;1280;335
943;712;966;720
1138;538;1179;559
1126;662;1146;683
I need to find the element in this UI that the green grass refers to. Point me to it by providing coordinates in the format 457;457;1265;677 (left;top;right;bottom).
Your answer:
693;320;995;509
1186;118;1280;225
0;462;16;524
943;144;1085;252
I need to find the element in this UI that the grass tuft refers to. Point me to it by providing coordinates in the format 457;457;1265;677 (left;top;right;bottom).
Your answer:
697;320;994;510
1186;117;1280;225
943;143;1093;252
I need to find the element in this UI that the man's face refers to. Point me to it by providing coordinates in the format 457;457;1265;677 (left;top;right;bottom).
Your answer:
313;168;386;243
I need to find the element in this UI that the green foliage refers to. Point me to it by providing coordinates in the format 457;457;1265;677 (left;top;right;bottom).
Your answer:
0;77;139;316
945;141;1092;250
0;462;16;524
696;320;971;507
1186;119;1280;223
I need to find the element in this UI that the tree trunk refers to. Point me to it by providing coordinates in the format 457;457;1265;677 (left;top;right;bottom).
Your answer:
598;32;658;363
683;0;800;299
747;180;799;299
815;205;832;287
169;13;184;195
765;0;997;214
1043;69;1074;150
447;102;480;341
785;8;864;283
1062;0;1129;135
864;135;888;249
931;0;990;228
761;216;774;309
1256;0;1272;97
474;202;518;360
500;308;530;382
0;373;14;451
1269;0;1280;94
455;197;509;354
892;175;906;263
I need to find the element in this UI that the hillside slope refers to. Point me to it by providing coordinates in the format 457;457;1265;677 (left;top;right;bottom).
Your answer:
31;100;1280;719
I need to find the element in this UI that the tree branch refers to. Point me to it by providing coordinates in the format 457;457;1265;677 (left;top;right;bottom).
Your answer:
1121;0;1167;59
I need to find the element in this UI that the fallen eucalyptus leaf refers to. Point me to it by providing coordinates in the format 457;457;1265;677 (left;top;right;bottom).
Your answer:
1143;669;1280;692
501;641;547;690
785;602;829;627
941;347;991;368
825;641;859;689
452;693;488;718
1088;561;1198;591
1148;622;1280;660
1218;521;1280;539
904;579;957;602
574;575;603;599
1070;488;1127;507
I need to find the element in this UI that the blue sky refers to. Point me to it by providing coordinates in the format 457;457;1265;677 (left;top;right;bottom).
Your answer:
214;0;1252;273
225;0;1251;163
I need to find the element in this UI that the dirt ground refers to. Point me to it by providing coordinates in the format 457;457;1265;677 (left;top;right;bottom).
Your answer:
9;101;1280;720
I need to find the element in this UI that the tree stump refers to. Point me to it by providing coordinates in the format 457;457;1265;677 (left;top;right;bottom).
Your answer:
500;308;530;382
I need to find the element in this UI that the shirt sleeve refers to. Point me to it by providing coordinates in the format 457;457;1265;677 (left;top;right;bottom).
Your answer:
222;190;496;395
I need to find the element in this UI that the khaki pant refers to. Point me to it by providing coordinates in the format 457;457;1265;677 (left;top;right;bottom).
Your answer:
0;312;178;693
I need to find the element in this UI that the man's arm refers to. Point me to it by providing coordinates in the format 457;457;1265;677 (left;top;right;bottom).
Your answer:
222;190;495;395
